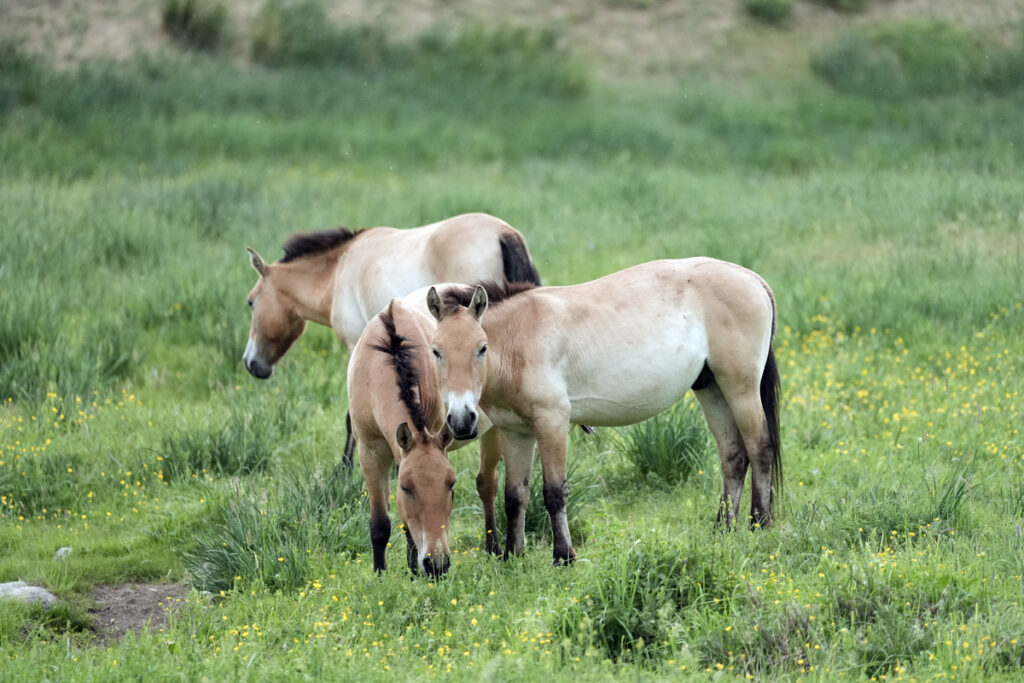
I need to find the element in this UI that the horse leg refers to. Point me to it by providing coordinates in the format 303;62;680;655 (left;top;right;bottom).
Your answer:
730;395;775;528
476;427;503;556
501;430;537;560
535;416;575;565
359;445;392;573
694;385;748;530
343;411;356;467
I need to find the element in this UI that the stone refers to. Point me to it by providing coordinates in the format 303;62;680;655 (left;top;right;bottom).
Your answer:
0;580;59;609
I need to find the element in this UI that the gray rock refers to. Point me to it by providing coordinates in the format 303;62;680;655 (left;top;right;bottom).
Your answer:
54;546;73;560
0;580;59;609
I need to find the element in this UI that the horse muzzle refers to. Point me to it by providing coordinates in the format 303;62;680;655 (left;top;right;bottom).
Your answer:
243;339;274;379
446;410;478;441
421;554;451;577
244;357;274;379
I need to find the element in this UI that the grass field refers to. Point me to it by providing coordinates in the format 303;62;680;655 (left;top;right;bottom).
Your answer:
2;2;1024;680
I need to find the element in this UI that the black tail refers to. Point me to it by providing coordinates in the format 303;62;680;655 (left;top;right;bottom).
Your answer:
499;231;541;286
760;345;782;517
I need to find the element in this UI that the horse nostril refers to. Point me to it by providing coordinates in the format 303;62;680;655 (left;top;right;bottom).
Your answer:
423;555;450;577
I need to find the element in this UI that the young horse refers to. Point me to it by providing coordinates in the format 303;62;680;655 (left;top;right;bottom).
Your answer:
347;297;458;576
426;258;782;565
242;212;541;463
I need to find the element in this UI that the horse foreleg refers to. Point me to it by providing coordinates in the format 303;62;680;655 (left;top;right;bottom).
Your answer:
535;417;575;565
360;446;392;573
476;428;503;555
695;386;748;530
500;430;537;560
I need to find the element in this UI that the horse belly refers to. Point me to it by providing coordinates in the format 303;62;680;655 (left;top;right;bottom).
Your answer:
566;324;707;427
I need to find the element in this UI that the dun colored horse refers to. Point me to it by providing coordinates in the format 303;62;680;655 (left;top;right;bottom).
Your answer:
427;258;782;565
348;290;499;576
242;212;540;462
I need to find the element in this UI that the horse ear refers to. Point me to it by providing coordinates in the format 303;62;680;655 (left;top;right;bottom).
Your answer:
437;424;454;451
426;287;444;322
469;285;488;321
246;247;270;277
396;423;414;452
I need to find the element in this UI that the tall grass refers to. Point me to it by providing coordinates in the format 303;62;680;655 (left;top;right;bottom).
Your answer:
611;399;715;486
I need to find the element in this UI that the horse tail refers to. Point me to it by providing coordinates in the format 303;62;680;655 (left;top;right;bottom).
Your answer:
499;230;542;286
760;344;782;518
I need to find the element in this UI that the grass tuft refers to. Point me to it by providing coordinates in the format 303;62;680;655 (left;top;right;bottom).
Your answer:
611;399;714;487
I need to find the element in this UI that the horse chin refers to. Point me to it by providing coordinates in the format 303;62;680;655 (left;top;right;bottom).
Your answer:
452;426;477;441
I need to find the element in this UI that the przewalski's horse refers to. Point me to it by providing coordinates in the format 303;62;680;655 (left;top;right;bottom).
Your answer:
426;258;782;566
347;297;456;576
242;212;541;463
348;288;504;575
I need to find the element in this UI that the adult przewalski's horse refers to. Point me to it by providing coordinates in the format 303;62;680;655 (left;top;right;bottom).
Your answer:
242;212;541;462
426;258;782;566
348;297;457;577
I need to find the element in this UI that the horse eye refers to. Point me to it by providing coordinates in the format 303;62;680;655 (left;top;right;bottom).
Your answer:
401;485;414;498
247;299;254;309
432;347;443;361
447;480;456;491
477;343;487;358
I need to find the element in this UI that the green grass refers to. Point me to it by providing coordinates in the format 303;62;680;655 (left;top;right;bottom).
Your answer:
1;12;1024;680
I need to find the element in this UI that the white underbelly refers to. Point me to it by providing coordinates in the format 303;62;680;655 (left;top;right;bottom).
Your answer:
566;321;706;427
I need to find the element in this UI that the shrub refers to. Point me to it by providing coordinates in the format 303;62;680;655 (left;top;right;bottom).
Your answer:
186;465;367;592
0;40;45;112
811;21;987;98
815;0;872;12
158;396;301;482
742;0;794;27
612;399;714;486
556;535;731;665
251;0;390;68
162;0;227;51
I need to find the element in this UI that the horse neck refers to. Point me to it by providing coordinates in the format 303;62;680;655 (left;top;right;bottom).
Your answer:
276;255;337;327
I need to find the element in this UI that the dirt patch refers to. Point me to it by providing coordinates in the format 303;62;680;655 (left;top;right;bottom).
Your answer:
92;583;193;642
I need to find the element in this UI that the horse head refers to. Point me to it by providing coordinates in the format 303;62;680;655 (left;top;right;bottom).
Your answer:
243;247;307;379
427;285;489;441
394;422;456;577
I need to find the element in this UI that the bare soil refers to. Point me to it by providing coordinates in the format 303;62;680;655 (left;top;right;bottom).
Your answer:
2;0;1021;77
91;583;193;643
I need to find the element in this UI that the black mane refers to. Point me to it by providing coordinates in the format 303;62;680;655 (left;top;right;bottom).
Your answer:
439;280;537;316
370;305;429;437
279;227;362;263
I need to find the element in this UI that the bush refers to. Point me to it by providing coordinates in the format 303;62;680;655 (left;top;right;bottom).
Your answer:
742;0;794;27
815;0;872;12
556;535;731;665
158;396;301;482
612;399;714;486
162;0;227;51
186;465;367;592
811;21;988;98
251;0;390;68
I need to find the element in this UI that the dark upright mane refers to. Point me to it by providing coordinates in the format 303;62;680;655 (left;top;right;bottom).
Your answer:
439;280;537;317
279;227;362;263
370;304;429;437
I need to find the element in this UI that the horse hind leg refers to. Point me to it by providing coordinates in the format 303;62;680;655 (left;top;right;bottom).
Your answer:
694;383;748;530
716;382;777;529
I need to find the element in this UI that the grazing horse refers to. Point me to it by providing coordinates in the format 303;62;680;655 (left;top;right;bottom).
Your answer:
242;212;541;463
426;258;782;566
348;290;502;575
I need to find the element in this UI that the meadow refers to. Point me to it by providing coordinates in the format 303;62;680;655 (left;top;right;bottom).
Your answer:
2;5;1024;680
